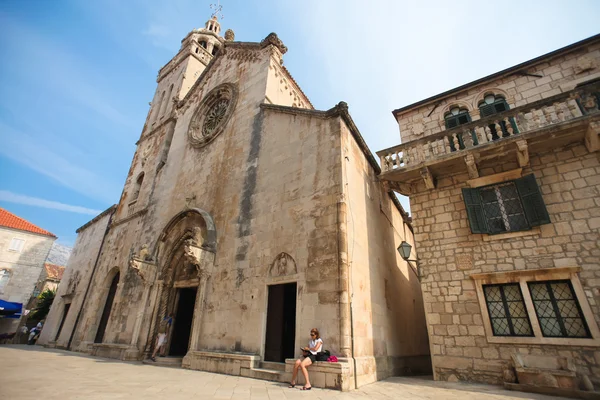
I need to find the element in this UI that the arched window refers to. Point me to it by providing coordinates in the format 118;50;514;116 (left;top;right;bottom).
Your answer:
132;173;144;201
0;269;11;293
212;46;219;56
444;107;471;151
200;41;207;49
478;94;518;140
479;94;509;117
444;106;471;129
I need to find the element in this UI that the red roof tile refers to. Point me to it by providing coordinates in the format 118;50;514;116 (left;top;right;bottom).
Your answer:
0;208;57;238
44;263;65;281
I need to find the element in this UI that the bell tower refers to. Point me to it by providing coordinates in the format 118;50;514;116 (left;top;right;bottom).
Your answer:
143;5;235;133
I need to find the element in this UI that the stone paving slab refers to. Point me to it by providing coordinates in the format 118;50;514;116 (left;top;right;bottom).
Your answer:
0;345;564;400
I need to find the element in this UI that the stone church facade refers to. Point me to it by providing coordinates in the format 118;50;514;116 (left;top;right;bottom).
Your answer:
378;35;600;390
39;16;430;390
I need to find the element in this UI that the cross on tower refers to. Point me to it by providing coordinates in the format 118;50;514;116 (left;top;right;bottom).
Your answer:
210;1;224;20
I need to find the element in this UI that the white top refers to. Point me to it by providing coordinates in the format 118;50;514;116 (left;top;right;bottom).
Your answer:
308;338;323;355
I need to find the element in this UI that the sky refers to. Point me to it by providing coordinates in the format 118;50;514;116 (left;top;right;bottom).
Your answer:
0;0;599;247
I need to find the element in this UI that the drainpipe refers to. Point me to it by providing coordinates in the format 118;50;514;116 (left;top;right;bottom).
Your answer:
338;154;358;390
67;209;115;350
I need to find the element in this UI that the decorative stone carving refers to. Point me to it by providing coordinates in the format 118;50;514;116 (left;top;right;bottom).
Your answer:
574;56;596;74
260;32;287;54
183;239;201;267
224;29;235;41
188;83;238;148
129;244;156;283
269;253;297;277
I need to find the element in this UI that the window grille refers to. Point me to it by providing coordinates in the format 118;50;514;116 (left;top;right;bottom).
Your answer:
483;284;533;336
479;182;529;234
528;280;591;338
462;174;550;235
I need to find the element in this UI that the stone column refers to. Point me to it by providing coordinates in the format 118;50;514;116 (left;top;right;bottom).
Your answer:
126;257;157;358
145;281;164;353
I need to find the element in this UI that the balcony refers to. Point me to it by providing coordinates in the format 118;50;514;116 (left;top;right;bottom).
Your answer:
377;83;600;194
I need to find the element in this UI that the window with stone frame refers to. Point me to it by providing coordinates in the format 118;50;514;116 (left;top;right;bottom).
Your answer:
483;283;533;336
462;174;550;235
528;280;591;338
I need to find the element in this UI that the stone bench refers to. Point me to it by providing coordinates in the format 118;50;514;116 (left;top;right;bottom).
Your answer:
511;353;577;389
284;358;352;391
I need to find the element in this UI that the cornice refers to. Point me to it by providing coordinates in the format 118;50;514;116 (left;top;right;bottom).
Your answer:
110;207;148;228
76;205;117;233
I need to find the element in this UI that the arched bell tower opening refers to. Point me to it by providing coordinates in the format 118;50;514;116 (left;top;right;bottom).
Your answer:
147;209;216;357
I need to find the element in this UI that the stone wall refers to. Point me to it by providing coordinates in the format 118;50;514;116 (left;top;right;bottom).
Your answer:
0;228;55;334
410;143;600;383
341;123;431;386
37;208;114;348
395;40;600;143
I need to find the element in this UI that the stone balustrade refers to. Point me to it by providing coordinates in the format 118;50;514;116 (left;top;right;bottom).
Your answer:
378;83;600;174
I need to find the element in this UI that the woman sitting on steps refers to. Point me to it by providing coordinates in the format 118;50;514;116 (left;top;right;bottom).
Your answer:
289;328;323;391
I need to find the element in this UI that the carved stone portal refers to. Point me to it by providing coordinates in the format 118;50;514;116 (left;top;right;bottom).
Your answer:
269;253;297;277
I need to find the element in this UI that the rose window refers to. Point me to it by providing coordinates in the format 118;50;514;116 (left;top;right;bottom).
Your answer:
202;99;230;136
188;83;238;148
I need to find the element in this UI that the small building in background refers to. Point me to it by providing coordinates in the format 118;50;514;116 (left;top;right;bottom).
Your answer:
38;263;66;294
0;207;57;335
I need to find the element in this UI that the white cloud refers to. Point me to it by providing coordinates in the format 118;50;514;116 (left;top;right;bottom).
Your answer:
0;122;121;204
0;191;102;216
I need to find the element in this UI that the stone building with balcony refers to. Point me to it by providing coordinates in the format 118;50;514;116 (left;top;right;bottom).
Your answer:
377;34;600;390
38;13;430;390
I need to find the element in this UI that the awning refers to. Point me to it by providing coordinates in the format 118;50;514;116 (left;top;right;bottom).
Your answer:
0;299;23;318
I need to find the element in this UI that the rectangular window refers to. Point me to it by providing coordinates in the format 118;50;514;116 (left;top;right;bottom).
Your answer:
528;280;591;338
462;174;551;235
8;238;25;252
479;182;529;234
483;283;533;336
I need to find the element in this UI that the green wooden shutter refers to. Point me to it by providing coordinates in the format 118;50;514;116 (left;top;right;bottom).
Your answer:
479;104;496;117
515;174;551;226
445;117;458;129
462;188;488;234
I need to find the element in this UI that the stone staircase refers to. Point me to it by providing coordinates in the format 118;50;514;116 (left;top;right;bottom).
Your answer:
142;356;183;368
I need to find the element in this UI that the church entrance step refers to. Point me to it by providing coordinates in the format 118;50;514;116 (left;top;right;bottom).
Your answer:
142;356;183;368
240;367;288;382
259;361;286;372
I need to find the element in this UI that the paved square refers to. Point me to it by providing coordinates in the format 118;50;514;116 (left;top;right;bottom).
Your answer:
0;345;562;399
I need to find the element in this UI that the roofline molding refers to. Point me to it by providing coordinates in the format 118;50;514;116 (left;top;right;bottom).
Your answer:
392;33;600;117
76;205;117;233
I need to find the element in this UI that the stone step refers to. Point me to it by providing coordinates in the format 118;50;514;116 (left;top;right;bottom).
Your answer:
142;356;183;368
240;367;287;382
259;361;286;372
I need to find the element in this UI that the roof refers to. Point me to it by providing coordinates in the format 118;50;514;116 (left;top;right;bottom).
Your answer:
392;33;600;117
0;208;57;238
44;263;65;281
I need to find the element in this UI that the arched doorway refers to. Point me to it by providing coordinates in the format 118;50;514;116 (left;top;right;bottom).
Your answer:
147;208;216;356
94;271;120;343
